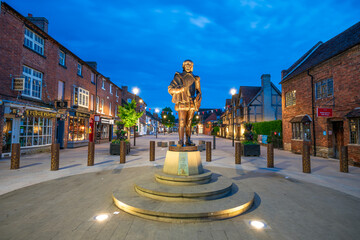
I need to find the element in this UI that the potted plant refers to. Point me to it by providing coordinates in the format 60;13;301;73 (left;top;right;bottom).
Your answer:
241;123;260;156
110;123;130;155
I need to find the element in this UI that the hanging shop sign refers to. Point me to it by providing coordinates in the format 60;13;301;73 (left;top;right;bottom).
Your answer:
101;118;114;124
317;108;333;117
75;112;90;118
12;77;25;91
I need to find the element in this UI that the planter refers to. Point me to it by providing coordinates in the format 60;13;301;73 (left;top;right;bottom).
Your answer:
110;142;130;155
242;144;260;156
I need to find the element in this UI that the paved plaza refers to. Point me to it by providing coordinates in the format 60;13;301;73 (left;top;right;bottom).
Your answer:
0;134;360;239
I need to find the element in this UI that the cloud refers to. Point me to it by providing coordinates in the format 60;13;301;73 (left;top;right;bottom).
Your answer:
189;16;211;28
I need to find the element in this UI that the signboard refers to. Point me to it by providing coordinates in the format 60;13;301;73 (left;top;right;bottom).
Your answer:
101;118;114;124
135;126;138;132
317;108;333;117
94;115;100;122
13;77;25;91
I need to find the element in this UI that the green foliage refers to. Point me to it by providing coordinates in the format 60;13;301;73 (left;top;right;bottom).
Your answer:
161;107;175;128
252;120;282;136
241;123;258;145
111;139;129;144
117;99;144;128
211;126;220;135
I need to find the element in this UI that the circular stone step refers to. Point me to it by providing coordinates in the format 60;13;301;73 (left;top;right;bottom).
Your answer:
155;170;212;186
135;175;233;201
113;183;254;223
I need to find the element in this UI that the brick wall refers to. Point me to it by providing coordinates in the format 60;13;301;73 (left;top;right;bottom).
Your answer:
282;44;360;164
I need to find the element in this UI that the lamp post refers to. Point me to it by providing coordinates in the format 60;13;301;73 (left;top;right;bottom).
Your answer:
163;115;167;135
155;108;159;139
196;115;199;136
230;88;237;147
132;87;140;146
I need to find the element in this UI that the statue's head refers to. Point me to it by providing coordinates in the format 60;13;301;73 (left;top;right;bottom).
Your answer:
182;60;193;73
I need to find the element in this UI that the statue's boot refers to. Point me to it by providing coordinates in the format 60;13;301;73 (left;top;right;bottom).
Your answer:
185;136;195;146
177;140;184;147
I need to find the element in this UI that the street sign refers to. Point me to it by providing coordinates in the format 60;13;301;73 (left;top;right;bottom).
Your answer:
135;126;138;132
317;108;333;117
13;77;25;91
94;115;100;122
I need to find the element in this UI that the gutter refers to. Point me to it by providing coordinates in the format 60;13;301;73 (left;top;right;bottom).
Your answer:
307;70;316;156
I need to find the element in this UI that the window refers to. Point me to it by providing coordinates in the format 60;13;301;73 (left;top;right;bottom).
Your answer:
349;118;359;144
101;99;104;113
19;117;52;147
96;96;100;113
116;89;119;97
115;105;117;117
57;81;64;100
24;28;44;55
77;63;82;76
91;72;95;84
285;90;296;107
292;122;311;141
102;79;105;90
59;50;65;66
90;94;94;111
68;116;88;142
315;78;333;99
73;87;89;108
110;84;113;94
109;102;112;116
22;66;42;99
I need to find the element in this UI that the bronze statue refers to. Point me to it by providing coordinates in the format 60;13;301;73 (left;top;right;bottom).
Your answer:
168;60;202;146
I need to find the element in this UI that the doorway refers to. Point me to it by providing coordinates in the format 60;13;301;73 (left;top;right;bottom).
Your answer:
332;121;344;159
56;119;65;148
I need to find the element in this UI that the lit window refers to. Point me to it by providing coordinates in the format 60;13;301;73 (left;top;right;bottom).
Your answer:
19;117;52;147
22;65;42;99
24;28;44;55
292;122;311;141
77;63;82;76
285;90;296;107
349;119;359;144
59;50;65;66
73;87;89;108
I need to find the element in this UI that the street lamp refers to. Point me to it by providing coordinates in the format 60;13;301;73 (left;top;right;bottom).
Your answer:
155;108;159;139
132;87;140;146
163;115;167;135
230;88;237;147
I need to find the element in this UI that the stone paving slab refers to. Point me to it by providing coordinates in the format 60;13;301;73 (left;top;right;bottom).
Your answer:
0;166;359;239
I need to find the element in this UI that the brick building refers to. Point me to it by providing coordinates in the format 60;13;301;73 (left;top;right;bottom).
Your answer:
0;2;139;157
280;22;360;165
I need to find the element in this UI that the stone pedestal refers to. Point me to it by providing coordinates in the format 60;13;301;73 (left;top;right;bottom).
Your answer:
163;146;203;176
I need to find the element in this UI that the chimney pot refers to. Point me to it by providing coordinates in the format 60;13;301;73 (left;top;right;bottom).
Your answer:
28;13;33;17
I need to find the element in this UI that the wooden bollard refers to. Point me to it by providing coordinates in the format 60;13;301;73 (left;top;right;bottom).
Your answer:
120;141;126;164
51;143;60;171
10;143;20;169
235;142;241;164
302;143;311;173
340;146;349;173
150;141;155;161
206;142;211;162
88;142;95;166
267;143;274;168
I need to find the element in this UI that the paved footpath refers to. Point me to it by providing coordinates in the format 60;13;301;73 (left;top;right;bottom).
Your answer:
0;134;359;240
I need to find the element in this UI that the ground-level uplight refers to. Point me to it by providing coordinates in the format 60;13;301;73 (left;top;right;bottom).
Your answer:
113;211;120;215
94;214;109;222
249;220;266;229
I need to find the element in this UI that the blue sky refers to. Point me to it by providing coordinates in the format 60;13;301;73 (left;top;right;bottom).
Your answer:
8;0;360;111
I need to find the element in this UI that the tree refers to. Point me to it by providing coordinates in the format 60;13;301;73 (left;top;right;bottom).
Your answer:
117;99;144;142
161;107;175;131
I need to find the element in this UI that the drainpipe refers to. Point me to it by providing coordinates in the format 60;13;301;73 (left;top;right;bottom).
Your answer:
307;70;316;156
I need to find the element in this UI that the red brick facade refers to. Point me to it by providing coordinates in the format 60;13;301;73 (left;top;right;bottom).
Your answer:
282;44;360;164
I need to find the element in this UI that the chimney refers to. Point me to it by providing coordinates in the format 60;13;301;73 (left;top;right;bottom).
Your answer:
122;86;128;94
261;74;273;121
26;14;49;33
281;70;287;81
86;61;97;70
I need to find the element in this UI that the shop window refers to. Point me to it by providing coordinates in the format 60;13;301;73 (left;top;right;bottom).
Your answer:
22;66;42;99
24;28;44;55
68;116;88;141
349;118;359;144
285;90;296;107
19;117;52;147
292;122;311;141
315;78;333;99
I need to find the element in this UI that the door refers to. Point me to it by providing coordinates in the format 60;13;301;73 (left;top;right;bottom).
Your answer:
56;119;65;148
332;121;344;159
2;118;13;155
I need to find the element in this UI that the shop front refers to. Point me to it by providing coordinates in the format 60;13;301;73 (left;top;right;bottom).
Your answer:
1;102;56;157
67;111;90;148
96;117;114;143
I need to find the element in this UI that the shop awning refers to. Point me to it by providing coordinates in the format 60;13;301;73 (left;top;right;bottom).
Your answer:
290;115;312;123
345;108;360;118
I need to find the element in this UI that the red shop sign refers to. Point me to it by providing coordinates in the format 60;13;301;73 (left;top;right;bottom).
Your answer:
317;108;333;117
